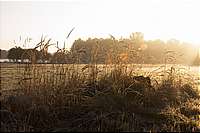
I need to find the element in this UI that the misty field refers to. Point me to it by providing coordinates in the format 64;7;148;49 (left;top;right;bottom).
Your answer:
1;63;200;132
2;0;200;132
1;63;199;92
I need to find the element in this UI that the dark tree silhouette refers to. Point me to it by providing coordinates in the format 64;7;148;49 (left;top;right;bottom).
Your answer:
7;47;24;62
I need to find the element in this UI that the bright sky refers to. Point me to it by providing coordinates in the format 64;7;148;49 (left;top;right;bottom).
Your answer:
0;0;200;52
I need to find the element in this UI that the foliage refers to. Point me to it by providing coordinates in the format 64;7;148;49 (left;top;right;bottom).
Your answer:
1;32;199;132
7;47;24;62
1;64;199;132
5;32;198;65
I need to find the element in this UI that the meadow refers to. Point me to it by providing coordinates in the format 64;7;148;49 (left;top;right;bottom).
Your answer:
1;62;200;132
1;0;200;132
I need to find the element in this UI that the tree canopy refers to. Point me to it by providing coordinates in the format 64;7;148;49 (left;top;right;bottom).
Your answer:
6;32;198;65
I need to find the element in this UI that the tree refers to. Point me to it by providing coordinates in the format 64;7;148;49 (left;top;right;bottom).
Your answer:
130;32;144;48
51;51;70;64
7;47;24;62
0;49;8;59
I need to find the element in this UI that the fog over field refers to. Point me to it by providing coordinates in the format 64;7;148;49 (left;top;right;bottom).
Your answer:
0;0;200;132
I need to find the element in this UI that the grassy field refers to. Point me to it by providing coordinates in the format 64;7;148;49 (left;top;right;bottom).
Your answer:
1;63;199;91
1;63;200;132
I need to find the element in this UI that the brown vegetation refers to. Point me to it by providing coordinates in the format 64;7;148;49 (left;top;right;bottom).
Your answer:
1;63;200;132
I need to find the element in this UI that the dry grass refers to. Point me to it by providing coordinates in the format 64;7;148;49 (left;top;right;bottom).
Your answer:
1;34;200;132
1;63;200;132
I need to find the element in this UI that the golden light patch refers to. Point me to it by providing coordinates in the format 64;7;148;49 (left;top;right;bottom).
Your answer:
140;44;148;50
119;53;128;62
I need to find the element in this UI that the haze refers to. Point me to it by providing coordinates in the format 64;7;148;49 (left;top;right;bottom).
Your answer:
0;0;200;52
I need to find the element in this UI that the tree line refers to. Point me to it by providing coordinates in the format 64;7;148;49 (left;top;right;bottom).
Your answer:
3;32;198;65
